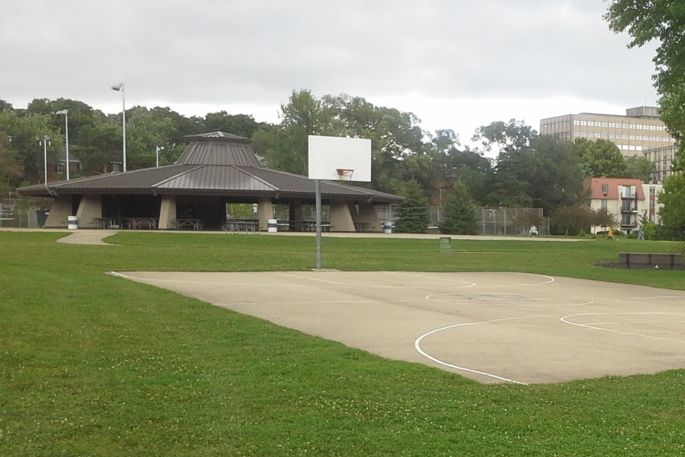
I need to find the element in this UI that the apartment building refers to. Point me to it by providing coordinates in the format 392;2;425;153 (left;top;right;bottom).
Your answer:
587;177;663;233
644;144;677;183
540;106;676;158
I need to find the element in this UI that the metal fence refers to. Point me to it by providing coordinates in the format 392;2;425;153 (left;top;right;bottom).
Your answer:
477;207;550;236
0;203;47;229
429;206;550;236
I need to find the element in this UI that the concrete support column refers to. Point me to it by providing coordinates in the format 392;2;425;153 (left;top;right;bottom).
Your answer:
76;195;102;228
45;196;72;228
257;198;274;231
329;201;356;232
356;202;382;232
158;195;177;230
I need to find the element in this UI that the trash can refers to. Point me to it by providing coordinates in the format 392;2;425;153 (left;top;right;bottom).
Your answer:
439;236;452;252
267;218;278;233
383;221;393;234
67;215;78;230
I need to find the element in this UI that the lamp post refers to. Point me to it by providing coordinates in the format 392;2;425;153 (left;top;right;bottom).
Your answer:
39;135;50;189
155;146;164;167
54;109;69;180
111;83;126;172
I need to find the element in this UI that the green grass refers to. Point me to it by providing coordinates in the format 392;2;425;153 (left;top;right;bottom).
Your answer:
1;231;684;456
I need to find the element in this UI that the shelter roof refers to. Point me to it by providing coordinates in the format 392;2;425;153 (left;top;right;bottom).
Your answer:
18;132;403;204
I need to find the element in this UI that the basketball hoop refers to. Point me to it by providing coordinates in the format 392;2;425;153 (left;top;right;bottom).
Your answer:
336;168;354;181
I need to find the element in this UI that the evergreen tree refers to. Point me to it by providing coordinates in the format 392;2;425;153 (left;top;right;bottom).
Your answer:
394;180;429;233
439;182;478;235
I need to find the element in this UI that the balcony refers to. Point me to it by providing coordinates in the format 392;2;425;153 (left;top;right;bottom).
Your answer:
621;202;637;213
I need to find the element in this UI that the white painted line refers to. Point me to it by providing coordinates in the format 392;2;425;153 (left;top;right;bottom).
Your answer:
560;312;685;344
485;275;556;288
278;272;478;290
626;295;685;301
414;315;549;385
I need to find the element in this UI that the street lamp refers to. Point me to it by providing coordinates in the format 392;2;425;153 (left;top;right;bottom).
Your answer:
38;135;50;189
54;109;69;180
111;83;126;172
155;146;164;167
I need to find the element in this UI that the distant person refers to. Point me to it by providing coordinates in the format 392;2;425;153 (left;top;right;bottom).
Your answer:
607;229;614;240
529;225;538;237
637;224;645;240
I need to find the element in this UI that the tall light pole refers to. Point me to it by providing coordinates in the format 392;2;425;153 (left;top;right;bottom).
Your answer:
111;83;126;172
55;109;69;180
39;135;50;190
155;146;164;167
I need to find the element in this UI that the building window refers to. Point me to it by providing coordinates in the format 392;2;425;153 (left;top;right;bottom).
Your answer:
601;184;609;194
601;199;607;209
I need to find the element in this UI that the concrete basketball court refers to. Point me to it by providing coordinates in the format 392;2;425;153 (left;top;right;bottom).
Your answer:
112;271;685;385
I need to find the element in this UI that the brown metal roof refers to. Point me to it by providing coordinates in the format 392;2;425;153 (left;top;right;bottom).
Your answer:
157;166;275;192
176;141;260;166
18;131;403;204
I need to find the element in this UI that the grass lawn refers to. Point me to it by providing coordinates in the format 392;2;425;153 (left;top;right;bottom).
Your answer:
1;231;684;456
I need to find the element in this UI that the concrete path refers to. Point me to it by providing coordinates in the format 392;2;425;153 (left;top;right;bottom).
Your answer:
112;271;685;385
57;229;117;245
1;227;589;243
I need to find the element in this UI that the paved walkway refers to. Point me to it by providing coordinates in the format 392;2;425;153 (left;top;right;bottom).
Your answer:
57;229;117;245
1;227;589;245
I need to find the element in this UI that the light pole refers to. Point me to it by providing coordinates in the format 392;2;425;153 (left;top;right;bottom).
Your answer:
55;109;69;180
111;83;126;172
39;135;50;189
155;146;164;167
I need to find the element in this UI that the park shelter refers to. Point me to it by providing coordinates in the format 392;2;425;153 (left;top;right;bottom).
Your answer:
18;132;402;231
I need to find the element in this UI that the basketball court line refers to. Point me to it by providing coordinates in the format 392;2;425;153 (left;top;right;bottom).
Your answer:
414;315;552;385
560;312;685;344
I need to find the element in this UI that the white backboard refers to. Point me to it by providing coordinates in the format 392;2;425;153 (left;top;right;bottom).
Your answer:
308;135;371;182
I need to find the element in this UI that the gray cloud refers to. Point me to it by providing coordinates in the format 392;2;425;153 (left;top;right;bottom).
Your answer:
0;0;657;115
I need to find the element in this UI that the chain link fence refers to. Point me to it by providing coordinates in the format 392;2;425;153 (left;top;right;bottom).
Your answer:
0;201;48;228
477;207;550;236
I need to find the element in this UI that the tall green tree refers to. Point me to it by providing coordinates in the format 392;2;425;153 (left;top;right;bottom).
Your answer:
253;90;327;175
204;112;264;138
624;155;655;182
394;180;429;233
573;138;626;177
606;1;685;232
439;181;478;235
658;173;685;237
0;131;22;196
0;110;62;184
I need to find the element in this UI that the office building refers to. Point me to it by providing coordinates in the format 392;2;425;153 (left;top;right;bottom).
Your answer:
540;106;676;157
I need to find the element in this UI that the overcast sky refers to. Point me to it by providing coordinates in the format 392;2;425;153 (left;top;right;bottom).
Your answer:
1;0;658;143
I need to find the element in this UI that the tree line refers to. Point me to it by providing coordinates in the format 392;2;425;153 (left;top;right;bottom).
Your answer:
0;90;663;235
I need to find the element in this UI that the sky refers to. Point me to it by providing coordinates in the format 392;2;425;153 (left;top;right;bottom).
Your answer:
0;0;659;144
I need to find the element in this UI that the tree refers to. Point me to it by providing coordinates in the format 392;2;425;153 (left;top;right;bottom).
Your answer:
482;126;586;214
606;1;685;231
658;173;685;237
573;138;626;177
624;155;655;182
204;112;263;138
0;131;22;196
0;110;62;184
253;90;327;175
394;181;429;233
606;1;685;144
472;119;536;155
552;205;595;236
439;181;478;235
